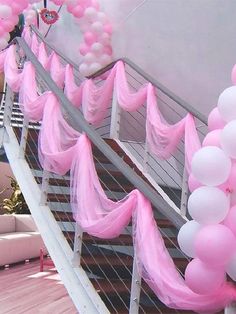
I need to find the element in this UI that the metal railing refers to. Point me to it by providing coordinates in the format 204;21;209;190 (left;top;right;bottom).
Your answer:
89;60;207;215
2;91;189;314
29;25;209;216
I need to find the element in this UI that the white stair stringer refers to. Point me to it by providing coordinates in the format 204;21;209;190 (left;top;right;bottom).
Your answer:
1;125;110;314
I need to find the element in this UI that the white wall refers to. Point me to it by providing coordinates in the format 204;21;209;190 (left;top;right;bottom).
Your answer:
38;0;236;116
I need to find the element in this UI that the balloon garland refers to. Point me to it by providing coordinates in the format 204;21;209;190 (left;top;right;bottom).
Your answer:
0;0;113;76
43;0;113;76
178;65;236;294
0;0;29;49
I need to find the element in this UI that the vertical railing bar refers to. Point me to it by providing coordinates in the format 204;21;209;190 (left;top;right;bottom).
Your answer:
72;223;83;266
3;85;14;127
18;116;29;159
180;165;188;216
129;253;141;314
110;87;120;139
40;169;50;205
143;141;149;174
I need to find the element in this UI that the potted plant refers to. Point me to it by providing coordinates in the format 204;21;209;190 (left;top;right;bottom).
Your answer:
2;176;30;214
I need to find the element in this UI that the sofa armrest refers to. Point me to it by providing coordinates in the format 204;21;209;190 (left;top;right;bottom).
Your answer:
14;214;38;232
0;215;16;233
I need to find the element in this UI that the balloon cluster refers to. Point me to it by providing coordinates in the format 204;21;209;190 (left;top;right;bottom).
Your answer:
0;0;28;50
178;66;236;295
64;0;113;76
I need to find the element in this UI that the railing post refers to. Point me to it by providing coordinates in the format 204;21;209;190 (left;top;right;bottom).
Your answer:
129;254;141;314
143;139;149;173
72;223;83;266
18;116;29;159
180;165;188;216
110;87;121;139
3;84;14;127
40;169;49;205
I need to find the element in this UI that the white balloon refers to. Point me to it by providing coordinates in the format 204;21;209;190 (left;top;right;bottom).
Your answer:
84;7;97;22
218;86;236;122
227;252;236;281
99;53;112;66
79;63;90;77
177;220;201;257
191;146;231;186
188;186;230;224
91;21;103;34
221;120;236;159
99;32;110;46
84;52;96;64
91;42;103;55
97;12;107;24
0;5;12;19
88;62;102;75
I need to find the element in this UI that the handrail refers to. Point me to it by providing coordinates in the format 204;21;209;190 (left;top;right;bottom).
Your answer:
30;25;81;72
31;25;206;125
88;58;207;125
14;36;186;229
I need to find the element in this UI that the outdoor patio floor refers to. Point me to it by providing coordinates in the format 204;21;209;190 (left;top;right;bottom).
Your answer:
0;260;77;313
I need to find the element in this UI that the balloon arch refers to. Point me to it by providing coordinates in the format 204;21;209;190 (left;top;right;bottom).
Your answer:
0;0;113;76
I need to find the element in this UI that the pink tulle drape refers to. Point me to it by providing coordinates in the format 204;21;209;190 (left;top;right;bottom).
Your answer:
38;93;80;175
4;45;22;92
71;134;236;312
20;30;200;168
64;64;83;108
1;42;235;312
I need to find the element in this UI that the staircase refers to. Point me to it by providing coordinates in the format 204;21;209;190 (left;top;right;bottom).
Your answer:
0;32;215;314
12;123;191;314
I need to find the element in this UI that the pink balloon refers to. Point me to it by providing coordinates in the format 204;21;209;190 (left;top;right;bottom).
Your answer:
79;42;89;56
103;45;112;56
1;17;17;33
84;31;97;45
217;180;230;194
188;173;202;193
91;0;100;10
72;5;84;18
0;26;7;37
104;23;113;34
227;162;236;192
202;129;222;147
11;0;27;14
224;205;236;237
185;258;225;294
67;1;78;13
231;190;236;207
195;224;236;267
208;107;226;131
231;64;236;85
51;0;65;5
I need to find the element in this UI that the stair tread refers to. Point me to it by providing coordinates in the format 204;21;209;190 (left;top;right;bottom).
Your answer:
52;210;176;228
62;229;178;248
81;252;188;270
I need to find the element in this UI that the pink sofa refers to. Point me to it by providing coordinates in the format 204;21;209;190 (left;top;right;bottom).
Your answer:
0;214;47;266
